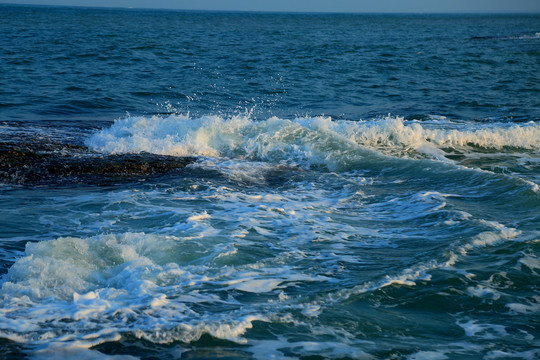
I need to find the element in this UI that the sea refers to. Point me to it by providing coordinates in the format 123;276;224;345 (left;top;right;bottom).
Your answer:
0;4;539;360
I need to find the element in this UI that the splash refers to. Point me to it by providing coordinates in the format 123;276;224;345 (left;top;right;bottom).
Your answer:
86;114;540;171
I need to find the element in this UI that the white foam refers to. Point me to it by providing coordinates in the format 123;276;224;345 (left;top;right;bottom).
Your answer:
466;285;501;300
516;254;540;274
226;278;283;293
330;261;436;302
249;339;375;360
444;220;523;264
506;296;540;314
330;213;529;304
187;211;211;222
485;349;540;360
4;116;538;358
457;320;507;339
31;339;136;360
466;221;521;250
301;304;322;317
0;233;285;351
86;114;540;171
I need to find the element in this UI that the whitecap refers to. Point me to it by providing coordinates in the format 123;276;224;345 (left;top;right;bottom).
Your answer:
86;114;540;173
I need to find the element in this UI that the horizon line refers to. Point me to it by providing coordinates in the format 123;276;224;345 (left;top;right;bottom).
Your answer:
1;2;539;15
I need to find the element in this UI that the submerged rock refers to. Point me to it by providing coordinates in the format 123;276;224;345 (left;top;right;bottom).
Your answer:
0;141;196;185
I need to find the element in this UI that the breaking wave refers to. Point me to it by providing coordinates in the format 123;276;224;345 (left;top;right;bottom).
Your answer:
86;114;540;171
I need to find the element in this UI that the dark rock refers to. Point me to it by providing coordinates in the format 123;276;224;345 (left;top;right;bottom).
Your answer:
0;141;196;185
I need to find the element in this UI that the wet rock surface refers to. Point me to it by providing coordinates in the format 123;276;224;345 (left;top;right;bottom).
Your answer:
0;141;196;185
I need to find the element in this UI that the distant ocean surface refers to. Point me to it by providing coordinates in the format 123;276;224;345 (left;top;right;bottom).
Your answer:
0;4;539;359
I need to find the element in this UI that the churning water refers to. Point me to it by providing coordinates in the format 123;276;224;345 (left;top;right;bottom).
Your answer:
0;5;539;359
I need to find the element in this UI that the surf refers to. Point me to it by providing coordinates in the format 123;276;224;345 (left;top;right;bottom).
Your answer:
86;114;540;169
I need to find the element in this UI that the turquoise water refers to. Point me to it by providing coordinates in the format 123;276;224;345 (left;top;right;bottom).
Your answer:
0;5;539;359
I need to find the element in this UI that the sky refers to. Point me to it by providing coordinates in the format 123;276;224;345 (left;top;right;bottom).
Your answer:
1;0;540;13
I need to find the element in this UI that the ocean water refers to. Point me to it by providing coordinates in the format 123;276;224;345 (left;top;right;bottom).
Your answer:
0;4;539;359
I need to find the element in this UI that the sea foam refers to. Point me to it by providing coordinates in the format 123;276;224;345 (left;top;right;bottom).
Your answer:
0;233;271;347
0;231;331;351
86;114;540;171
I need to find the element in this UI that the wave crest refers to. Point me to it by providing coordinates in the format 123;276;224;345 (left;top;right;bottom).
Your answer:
86;114;540;170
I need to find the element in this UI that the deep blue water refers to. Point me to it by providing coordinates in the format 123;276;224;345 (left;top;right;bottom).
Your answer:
2;5;539;122
0;4;539;360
